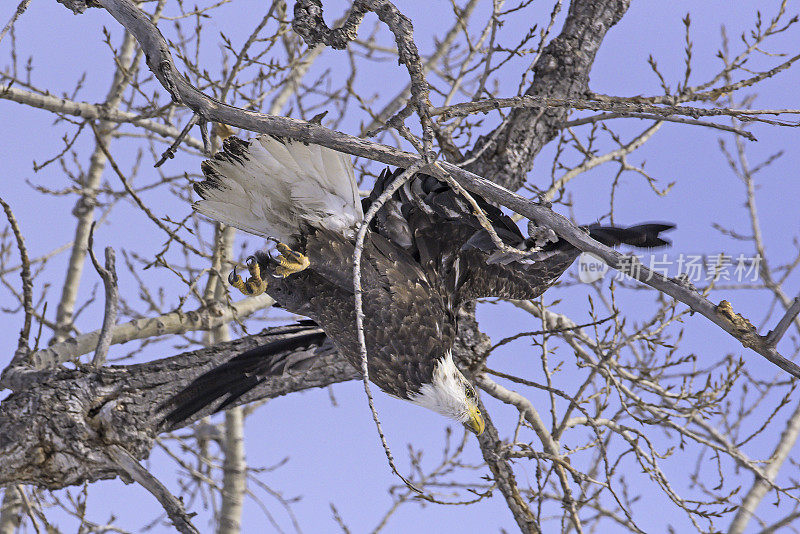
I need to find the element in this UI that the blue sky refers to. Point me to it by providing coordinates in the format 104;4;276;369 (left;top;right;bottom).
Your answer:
2;0;799;532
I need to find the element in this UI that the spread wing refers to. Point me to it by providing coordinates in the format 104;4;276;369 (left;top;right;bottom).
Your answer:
364;168;674;307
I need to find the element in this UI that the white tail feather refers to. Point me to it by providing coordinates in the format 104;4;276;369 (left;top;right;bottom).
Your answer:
194;135;362;243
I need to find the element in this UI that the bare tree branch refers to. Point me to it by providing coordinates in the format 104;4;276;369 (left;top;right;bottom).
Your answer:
462;0;632;190
474;399;539;533
30;295;273;368
0;195;33;359
0;84;204;150
86;223;118;367
765;296;800;347
51;29;139;343
0;325;354;489
0;0;32;46
107;445;199;534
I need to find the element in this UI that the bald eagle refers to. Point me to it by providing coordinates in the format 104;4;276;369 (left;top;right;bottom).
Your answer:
162;135;672;434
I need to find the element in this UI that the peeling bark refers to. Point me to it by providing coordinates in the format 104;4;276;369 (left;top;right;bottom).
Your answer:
0;326;350;489
464;0;632;190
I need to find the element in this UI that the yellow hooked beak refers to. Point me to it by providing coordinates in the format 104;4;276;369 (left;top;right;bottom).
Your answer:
466;404;485;435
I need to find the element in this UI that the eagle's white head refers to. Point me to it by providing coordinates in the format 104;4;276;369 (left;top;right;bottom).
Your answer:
409;352;485;435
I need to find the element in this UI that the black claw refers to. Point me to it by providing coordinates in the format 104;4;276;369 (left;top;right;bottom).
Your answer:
246;255;257;270
228;268;238;285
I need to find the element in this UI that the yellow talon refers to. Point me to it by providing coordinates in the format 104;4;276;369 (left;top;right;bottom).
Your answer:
228;256;269;296
228;243;307;294
274;242;310;278
228;268;247;293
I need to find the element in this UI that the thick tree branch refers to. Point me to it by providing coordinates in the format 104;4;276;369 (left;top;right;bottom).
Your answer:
476;403;539;534
0;196;33;361
462;0;631;190
0;325;351;489
430;93;795;126
477;374;583;534
450;308;542;533
291;0;367;50
293;0;435;157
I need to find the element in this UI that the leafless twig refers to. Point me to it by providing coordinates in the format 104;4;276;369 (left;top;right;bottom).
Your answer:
0;0;32;46
86;222;118;367
107;445;199;534
154;114;202;167
0;195;33;359
765;296;800;347
352;162;427;496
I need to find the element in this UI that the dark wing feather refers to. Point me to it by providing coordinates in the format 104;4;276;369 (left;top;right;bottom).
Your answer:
364;168;674;306
455;223;674;301
302;226;428;294
160;325;327;429
586;223;674;249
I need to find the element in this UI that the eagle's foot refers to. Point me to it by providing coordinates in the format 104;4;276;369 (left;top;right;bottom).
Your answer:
274;242;310;278
228;255;269;296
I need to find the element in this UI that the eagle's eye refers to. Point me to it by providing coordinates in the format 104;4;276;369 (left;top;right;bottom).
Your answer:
464;383;477;401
